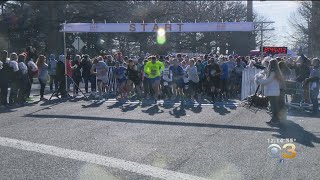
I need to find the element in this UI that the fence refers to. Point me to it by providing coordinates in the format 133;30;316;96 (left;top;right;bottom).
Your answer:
241;68;263;100
104;66;117;93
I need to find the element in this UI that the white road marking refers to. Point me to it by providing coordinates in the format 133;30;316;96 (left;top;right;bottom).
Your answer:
91;99;240;107
0;136;209;180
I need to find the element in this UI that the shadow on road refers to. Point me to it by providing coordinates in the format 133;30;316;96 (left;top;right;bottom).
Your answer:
213;105;231;115
121;103;140;112
107;101;126;109
169;106;186;118
24;113;279;133
82;100;105;108
287;110;320;119
272;120;320;147
184;104;202;114
142;105;164;115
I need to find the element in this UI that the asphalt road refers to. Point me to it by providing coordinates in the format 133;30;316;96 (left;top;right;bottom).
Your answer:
0;84;319;180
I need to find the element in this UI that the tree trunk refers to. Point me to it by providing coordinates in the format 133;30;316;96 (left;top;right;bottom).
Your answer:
46;1;63;55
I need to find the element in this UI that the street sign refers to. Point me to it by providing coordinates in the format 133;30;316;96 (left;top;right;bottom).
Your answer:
72;37;85;51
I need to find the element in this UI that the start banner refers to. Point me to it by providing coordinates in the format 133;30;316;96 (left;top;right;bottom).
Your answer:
61;22;254;33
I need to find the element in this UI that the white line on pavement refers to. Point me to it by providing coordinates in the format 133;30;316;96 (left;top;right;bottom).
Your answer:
0;136;209;180
91;99;240;107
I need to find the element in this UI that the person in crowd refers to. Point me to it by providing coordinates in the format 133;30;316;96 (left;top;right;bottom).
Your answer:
220;57;230;100
202;54;209;66
233;58;245;96
25;46;38;102
55;55;68;99
142;59;151;99
169;58;184;100
226;55;236;97
126;59;142;100
181;61;189;98
71;55;82;97
90;56;109;98
8;53;20;106
304;58;320;114
295;55;311;103
36;55;49;101
246;60;256;69
114;52;124;63
65;54;73;92
278;61;291;120
186;59;199;101
195;59;205;98
256;59;284;124
80;54;93;93
17;54;29;105
206;59;222;102
114;61;128;100
286;58;296;80
0;50;10;106
161;60;173;100
48;54;58;92
106;55;115;66
144;56;165;102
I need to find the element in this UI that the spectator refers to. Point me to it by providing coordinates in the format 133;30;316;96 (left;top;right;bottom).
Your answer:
72;55;82;97
186;59;199;101
304;58;320;114
8;53;20;106
48;54;58;92
0;50;10;106
17;54;29;105
256;59;284;124
36;55;49;101
80;54;93;93
55;55;68;98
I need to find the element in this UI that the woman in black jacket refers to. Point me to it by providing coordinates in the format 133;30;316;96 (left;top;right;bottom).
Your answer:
80;54;92;93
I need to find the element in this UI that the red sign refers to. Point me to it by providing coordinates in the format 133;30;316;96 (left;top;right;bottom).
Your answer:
263;47;287;55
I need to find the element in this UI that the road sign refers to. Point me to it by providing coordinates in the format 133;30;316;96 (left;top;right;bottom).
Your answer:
72;37;85;51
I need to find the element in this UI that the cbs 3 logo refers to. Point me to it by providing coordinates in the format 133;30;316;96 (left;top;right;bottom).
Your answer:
267;143;297;159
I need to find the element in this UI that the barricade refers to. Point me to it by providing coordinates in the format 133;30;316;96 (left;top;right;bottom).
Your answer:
241;68;262;100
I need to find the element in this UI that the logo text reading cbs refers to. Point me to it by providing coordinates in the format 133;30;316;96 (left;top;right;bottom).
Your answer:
267;143;297;159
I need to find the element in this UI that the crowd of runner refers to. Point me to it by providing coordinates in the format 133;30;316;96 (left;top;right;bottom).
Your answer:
0;46;319;114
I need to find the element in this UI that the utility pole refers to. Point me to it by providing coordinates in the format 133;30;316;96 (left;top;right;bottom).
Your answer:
253;22;275;60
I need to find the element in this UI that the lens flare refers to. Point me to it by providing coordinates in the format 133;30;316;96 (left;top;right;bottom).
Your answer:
157;28;166;45
157;28;166;36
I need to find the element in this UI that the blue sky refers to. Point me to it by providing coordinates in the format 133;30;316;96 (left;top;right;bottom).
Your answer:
250;1;301;47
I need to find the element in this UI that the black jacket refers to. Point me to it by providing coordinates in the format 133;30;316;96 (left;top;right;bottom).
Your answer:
0;62;13;85
56;61;65;81
295;64;310;82
80;59;92;78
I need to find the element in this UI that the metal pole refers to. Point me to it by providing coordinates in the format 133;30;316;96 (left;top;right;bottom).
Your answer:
64;31;68;93
77;36;80;54
260;28;263;61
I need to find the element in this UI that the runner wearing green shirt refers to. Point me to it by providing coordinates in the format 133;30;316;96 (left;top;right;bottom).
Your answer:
144;56;165;102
